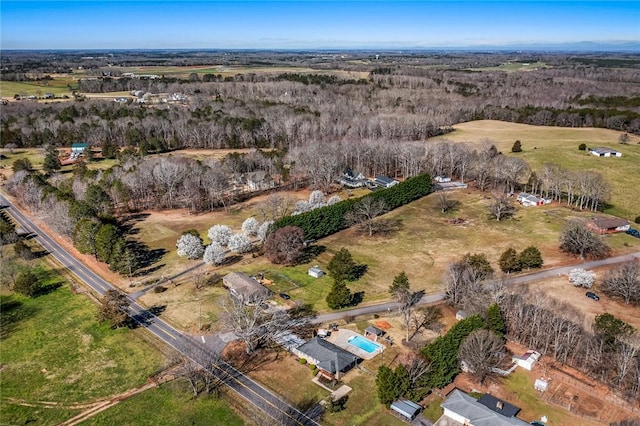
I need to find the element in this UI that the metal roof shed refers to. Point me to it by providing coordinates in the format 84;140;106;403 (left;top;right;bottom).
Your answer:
390;399;421;421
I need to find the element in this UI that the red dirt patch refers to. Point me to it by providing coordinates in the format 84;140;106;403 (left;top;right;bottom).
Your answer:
374;320;392;330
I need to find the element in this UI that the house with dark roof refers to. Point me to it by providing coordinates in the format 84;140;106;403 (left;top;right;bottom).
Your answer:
338;169;366;188
291;337;360;379
222;272;271;304
589;147;622;157
586;216;630;235
439;389;530;426
373;175;399;188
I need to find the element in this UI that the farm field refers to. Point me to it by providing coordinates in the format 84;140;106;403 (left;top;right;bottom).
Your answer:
0;251;169;425
469;61;549;72
0;80;74;98
433;120;640;218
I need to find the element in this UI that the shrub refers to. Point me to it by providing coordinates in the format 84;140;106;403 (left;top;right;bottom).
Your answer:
153;285;167;293
299;358;307;365
578;143;587;151
635;216;640;224
511;140;522;153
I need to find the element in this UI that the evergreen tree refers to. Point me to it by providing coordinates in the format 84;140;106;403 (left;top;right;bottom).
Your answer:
375;366;401;406
499;248;521;273
327;248;357;282
42;145;61;175
486;303;505;338
95;224;121;263
463;253;494;278
519;246;543;269
73;218;101;256
326;280;353;309
389;271;410;297
511;140;522;152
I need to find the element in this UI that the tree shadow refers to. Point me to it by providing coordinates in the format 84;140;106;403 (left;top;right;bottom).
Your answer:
129;304;167;328
0;295;37;339
351;291;365;306
33;282;63;297
222;254;243;266
352;264;368;280
129;240;167;271
133;264;165;277
300;245;326;264
119;213;151;234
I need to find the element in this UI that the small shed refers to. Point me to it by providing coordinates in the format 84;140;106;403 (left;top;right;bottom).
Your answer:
364;325;384;341
390;399;422;421
456;310;468;321
534;378;549;392
308;266;325;278
513;350;541;371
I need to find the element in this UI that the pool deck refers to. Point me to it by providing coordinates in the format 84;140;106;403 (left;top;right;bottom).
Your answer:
325;329;385;360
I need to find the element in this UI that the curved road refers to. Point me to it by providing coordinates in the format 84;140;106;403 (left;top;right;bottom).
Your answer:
0;194;321;426
312;252;640;325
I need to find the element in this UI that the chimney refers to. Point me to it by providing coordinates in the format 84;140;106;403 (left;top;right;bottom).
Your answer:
496;401;504;410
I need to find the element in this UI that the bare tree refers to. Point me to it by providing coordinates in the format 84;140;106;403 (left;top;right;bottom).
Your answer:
389;272;423;342
409;306;442;340
221;295;296;354
560;220;611;260
436;191;458;214
346;196;387;236
256;193;296;221
488;196;516;221
458;329;505;384
600;260;640;304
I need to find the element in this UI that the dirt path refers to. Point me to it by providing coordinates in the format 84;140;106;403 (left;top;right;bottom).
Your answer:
2;371;179;426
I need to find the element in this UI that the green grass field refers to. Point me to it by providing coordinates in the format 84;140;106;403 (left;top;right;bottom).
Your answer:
83;380;244;426
434;120;640;218
0;251;167;425
0;81;73;98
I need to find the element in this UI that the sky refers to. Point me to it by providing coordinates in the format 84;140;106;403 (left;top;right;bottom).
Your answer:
1;1;639;50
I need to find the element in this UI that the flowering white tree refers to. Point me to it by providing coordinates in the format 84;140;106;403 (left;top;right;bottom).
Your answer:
203;242;226;266
207;224;233;246
569;268;596;288
228;233;252;254
293;200;311;215
327;195;342;205
257;221;273;242
241;217;260;236
309;190;326;208
176;234;204;259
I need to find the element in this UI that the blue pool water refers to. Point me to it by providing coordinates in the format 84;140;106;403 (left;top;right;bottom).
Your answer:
348;335;381;353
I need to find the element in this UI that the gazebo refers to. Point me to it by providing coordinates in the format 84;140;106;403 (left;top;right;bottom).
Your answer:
364;325;384;342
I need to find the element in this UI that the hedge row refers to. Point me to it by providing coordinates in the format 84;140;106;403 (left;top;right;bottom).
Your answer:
275;173;432;240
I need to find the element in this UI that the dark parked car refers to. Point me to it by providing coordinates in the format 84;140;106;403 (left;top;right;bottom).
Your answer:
279;293;291;300
586;291;600;301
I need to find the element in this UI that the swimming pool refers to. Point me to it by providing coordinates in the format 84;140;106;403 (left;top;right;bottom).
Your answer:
348;335;382;353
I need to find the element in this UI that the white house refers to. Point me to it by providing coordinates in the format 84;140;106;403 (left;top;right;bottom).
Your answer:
308;266;325;278
513;350;541;371
516;192;548;207
435;176;452;183
589;147;622;157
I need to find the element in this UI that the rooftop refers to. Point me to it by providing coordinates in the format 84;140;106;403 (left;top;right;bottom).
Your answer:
441;390;530;426
296;337;359;374
589;216;630;229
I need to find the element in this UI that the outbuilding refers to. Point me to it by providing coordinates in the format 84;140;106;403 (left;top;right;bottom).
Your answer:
222;272;271;304
589;147;622;157
308;266;325;278
364;325;384;342
513;350;541;371
586;216;630;234
390;399;422;421
373;175;399;188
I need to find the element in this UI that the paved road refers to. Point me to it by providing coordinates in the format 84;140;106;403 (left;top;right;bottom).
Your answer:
311;251;640;325
0;194;321;426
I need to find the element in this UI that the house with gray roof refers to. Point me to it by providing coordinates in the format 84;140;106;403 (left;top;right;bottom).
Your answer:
373;175;399;188
291;337;360;379
589;147;622;157
438;389;529;426
222;272;271;304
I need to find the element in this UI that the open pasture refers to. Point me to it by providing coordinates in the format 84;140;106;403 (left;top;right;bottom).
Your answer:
434;120;640;218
